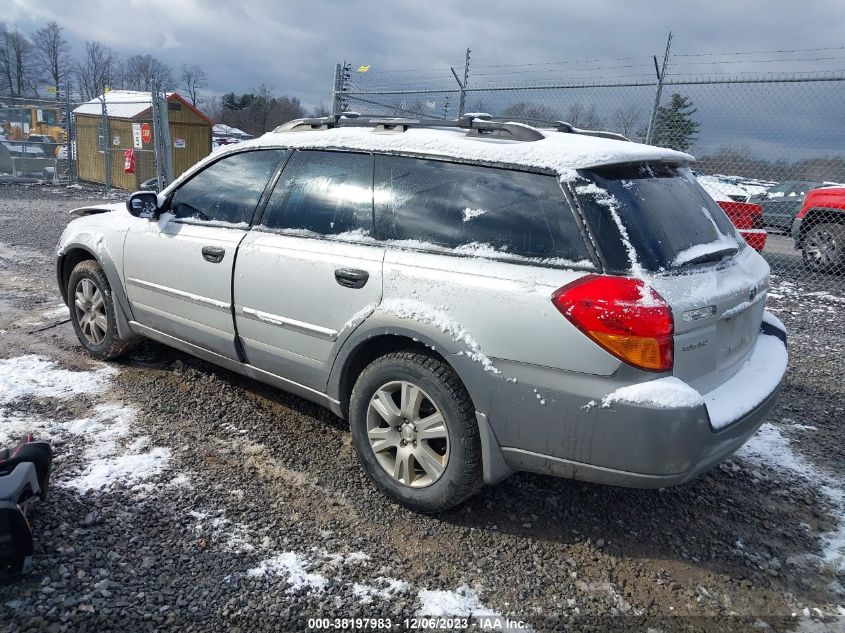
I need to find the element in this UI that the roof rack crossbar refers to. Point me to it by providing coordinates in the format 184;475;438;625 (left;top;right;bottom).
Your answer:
553;121;630;142
273;113;544;141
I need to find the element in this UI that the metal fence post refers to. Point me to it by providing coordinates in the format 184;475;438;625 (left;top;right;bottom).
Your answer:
150;82;173;190
158;87;174;186
100;94;111;192
151;83;164;190
65;83;75;183
19;107;28;178
450;48;471;116
645;32;673;145
330;63;342;116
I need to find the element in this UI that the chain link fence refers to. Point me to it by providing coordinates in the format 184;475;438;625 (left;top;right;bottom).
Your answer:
0;94;74;183
1;85;174;192
334;52;845;307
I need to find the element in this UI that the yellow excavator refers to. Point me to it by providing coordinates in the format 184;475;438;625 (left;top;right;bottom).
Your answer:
1;104;67;144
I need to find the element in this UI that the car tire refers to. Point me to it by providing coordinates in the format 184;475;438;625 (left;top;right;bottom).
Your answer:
67;260;138;359
802;223;845;274
349;350;482;513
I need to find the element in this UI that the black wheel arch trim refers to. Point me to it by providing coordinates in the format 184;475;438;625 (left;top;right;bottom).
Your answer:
57;243;135;340
327;318;509;485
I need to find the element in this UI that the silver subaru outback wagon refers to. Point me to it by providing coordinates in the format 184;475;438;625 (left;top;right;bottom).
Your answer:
56;115;788;512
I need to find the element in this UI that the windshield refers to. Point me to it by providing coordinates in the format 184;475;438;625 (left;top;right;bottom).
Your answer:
573;164;742;272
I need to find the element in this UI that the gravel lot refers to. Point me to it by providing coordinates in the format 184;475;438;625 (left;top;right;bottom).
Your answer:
0;182;843;632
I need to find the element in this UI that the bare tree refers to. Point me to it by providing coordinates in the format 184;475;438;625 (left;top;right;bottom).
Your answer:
180;63;207;107
0;24;36;97
123;54;174;91
467;98;490;115
76;41;117;99
310;102;329;117
203;94;221;122
501;101;558;123
0;23;11;96
565;102;603;129
612;104;641;139
32;22;70;98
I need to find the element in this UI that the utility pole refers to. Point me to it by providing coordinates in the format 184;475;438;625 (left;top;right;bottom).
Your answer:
646;32;672;145
450;47;471;116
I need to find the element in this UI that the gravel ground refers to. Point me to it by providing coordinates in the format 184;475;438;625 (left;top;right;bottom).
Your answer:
0;182;844;632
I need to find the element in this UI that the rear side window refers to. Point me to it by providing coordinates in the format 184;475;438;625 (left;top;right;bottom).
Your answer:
261;150;373;236
374;155;592;265
169;149;287;224
574;165;742;272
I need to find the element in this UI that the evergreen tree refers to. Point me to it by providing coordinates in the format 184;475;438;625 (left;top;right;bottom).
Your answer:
652;93;699;152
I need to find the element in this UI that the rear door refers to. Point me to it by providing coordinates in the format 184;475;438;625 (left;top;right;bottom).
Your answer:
124;149;287;359
234;150;384;390
573;164;770;394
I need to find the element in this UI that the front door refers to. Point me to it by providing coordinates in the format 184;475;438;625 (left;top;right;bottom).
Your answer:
124;149;287;359
234;150;384;390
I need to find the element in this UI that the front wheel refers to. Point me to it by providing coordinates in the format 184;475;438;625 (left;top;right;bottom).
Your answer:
802;223;845;274
67;260;138;359
349;351;482;513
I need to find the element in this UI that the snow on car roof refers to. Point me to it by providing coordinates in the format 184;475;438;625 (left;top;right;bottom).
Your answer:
253;125;693;173
168;124;690;190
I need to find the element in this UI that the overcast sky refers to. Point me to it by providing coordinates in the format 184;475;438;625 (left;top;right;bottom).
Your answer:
6;0;845;159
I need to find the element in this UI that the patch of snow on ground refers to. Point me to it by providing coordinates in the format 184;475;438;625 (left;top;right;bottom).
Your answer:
0;355;173;494
247;552;328;593
737;424;845;573
0;355;116;405
416;585;498;617
352;577;410;604
64;443;171;493
191;514;257;553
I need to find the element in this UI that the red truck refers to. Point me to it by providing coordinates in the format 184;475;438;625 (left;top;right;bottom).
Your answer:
792;187;845;273
718;200;768;252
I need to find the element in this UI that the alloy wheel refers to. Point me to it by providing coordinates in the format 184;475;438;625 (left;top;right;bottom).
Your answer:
366;380;450;488
805;228;837;267
74;278;107;346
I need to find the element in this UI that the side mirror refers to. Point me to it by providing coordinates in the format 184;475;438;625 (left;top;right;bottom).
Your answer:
126;191;160;218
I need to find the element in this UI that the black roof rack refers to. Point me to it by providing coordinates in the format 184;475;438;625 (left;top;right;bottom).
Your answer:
274;113;546;142
552;121;630;142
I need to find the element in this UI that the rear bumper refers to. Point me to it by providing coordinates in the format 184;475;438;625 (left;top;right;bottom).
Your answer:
488;325;787;488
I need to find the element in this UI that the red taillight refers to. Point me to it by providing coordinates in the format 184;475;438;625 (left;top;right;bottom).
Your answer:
551;275;674;372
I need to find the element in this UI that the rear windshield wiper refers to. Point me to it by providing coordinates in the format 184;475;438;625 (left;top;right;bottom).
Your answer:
682;246;739;266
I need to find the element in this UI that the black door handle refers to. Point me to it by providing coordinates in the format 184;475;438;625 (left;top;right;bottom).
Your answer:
334;268;369;289
202;246;225;263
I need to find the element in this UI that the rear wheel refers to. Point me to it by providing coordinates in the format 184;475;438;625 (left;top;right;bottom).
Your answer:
68;260;138;359
802;223;845;274
349;350;482;513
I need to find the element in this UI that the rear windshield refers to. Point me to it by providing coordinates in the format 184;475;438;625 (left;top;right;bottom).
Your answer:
573;164;742;272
